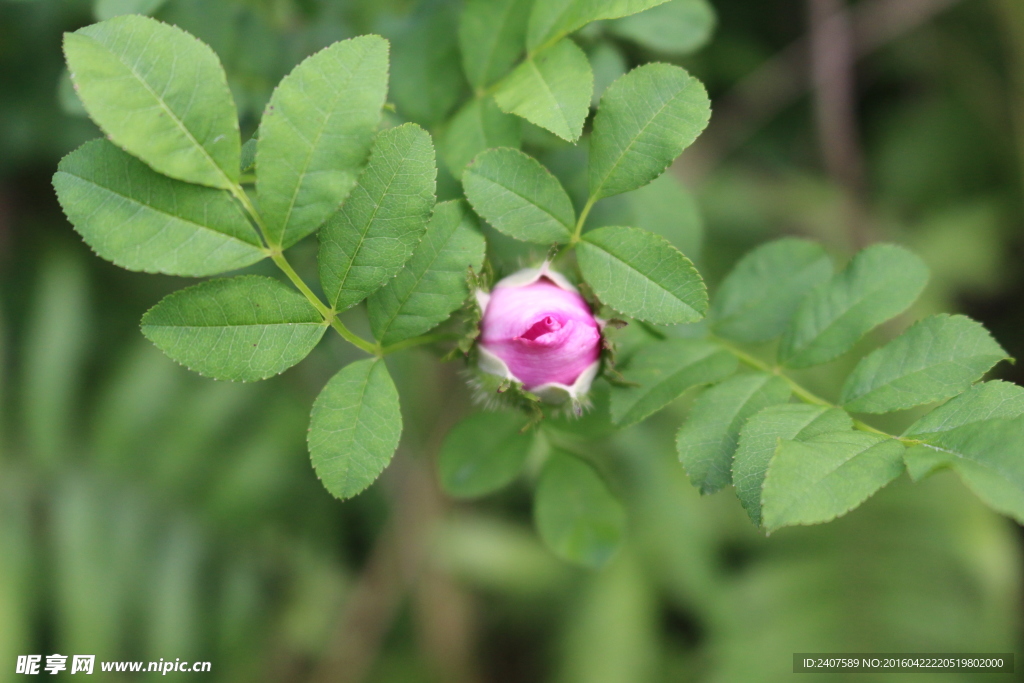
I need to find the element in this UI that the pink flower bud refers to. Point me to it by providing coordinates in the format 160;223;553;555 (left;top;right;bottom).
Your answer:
476;264;602;403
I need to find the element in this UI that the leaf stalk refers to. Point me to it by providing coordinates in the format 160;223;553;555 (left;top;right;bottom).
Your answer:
710;335;920;446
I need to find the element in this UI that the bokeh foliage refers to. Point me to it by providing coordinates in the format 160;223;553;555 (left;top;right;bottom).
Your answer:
2;0;1024;681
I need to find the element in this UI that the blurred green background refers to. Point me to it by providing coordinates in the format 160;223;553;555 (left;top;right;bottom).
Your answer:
1;0;1023;681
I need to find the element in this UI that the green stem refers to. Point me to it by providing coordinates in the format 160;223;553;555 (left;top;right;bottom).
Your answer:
271;251;379;355
331;318;381;356
381;332;460;356
272;253;378;355
710;335;918;445
570;196;596;245
232;183;380;357
269;251;333;319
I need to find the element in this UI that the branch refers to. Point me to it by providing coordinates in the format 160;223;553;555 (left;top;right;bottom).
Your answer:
310;366;479;683
309;453;438;683
807;0;872;248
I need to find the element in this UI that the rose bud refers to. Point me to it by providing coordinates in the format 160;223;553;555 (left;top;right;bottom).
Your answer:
475;263;602;405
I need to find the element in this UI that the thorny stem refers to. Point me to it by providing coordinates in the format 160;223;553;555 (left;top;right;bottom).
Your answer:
710;335;920;445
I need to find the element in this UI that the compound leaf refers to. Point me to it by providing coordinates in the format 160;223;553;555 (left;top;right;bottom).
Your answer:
534;452;625;569
610;338;737;427
577;226;707;324
54;139;264;277
463;147;574;244
368;201;486;346
318;123;437;312
140;276;326;382
439;410;533;498
257;35;389;248
779;244;929;369
733;405;852;526
840;314;1009;414
589;63;710;200
676;373;791;494
493;38;592;142
308;358;403;500
64;15;240;189
761;432;905;532
710;238;833;343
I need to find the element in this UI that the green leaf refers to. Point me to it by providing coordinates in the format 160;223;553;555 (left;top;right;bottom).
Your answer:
904;381;1024;438
902;384;1024;521
761;432;905;532
610;338;737;427
534;452;625;568
676;373;791;494
493;38;593;142
607;0;715;55
140;276;326;382
439;411;533;498
389;0;465;127
577;226;707;324
440;97;521;178
588;42;627;107
57;69;87;117
257;35;389;248
239;137;257;174
308;359;403;500
605;172;703;258
64;15;240;189
459;0;531;89
527;0;672;51
588;63;710;200
463;147;575;244
710;238;833;343
54;139;265;277
906;416;1024;524
840;314;1009;414
779;244;929;369
733;405;853;526
902;445;954;483
94;0;168;21
318;123;437;311
368;201;486;346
